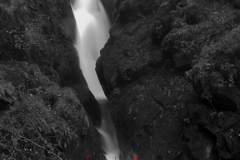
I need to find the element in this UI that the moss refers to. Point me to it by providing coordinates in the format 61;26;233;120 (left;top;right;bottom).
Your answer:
98;0;240;159
0;61;90;160
0;0;84;87
186;25;240;111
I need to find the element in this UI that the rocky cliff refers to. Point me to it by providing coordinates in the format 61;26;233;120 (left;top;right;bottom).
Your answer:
0;0;103;159
96;0;240;159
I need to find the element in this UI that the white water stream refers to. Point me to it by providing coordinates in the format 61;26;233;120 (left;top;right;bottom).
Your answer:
71;0;120;159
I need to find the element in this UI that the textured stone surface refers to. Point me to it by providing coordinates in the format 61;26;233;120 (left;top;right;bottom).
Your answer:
0;61;103;160
97;0;240;159
0;0;103;159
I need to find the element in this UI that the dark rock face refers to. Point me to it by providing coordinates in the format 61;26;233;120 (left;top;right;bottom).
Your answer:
97;0;240;159
0;0;103;159
0;61;102;160
0;0;82;87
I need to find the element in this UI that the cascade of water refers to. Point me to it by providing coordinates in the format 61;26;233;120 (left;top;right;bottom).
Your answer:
71;0;120;159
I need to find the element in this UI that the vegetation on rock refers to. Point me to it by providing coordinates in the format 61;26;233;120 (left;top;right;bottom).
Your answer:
97;0;240;159
0;62;91;160
0;0;103;159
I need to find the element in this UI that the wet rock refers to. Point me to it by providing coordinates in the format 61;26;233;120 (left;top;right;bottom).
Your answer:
96;0;240;159
0;0;102;128
0;61;103;160
0;0;103;159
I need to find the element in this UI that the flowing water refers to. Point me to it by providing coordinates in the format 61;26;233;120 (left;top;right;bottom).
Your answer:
71;0;120;159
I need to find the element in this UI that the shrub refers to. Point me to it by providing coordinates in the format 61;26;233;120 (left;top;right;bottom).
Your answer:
0;62;88;160
186;26;240;101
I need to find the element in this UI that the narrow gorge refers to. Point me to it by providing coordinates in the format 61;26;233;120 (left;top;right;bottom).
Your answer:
71;0;120;159
1;0;240;160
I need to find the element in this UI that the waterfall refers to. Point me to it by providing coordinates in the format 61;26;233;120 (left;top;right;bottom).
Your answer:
71;0;120;159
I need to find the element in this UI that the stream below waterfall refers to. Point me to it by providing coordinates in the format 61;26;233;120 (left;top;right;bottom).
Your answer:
71;0;120;159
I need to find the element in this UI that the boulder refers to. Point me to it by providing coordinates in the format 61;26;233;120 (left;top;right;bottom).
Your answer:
96;0;240;159
0;0;103;159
